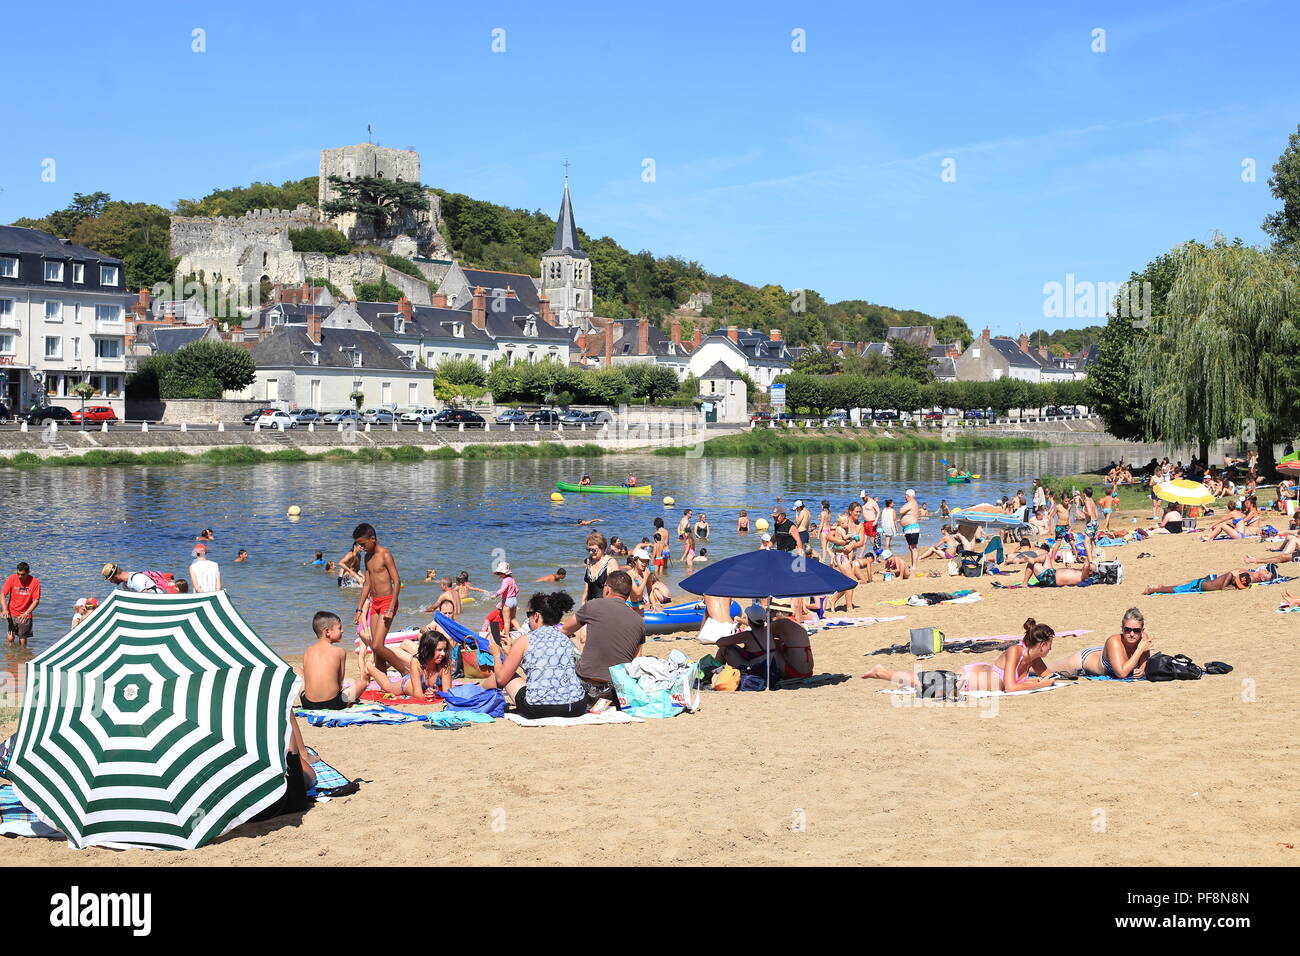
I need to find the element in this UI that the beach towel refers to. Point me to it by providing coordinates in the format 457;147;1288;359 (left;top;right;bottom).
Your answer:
776;673;852;690
503;710;645;727
360;688;433;704
878;682;1071;698
305;754;360;799
1082;675;1141;682
421;711;496;730
295;702;429;727
815;615;906;630
880;590;978;607
1278;604;1300;613
0;784;61;839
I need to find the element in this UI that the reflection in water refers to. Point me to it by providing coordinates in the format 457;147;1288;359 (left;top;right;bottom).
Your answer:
0;445;1174;671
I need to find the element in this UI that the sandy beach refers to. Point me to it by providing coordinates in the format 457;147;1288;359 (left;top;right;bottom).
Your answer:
3;504;1297;867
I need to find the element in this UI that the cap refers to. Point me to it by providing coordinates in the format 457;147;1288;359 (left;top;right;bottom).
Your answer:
191;547;205;559
794;500;804;508
632;548;652;561
760;533;772;542
493;562;512;575
74;597;88;607
905;488;916;497
860;490;867;497
769;598;794;615
744;604;769;624
880;550;893;559
85;597;98;608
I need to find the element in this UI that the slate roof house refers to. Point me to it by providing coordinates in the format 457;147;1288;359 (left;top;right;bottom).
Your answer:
687;326;793;389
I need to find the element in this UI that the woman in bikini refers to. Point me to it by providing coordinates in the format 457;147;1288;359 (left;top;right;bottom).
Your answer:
862;618;1058;692
914;525;963;562
363;631;454;700
1200;502;1247;541
1048;607;1153;679
623;549;651;613
737;510;751;534
583;531;618;604
819;500;833;561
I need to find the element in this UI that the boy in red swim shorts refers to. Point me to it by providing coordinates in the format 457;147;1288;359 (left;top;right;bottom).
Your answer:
353;523;403;672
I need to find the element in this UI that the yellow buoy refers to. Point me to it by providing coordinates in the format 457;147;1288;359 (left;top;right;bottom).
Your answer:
663;496;675;506
551;492;564;502
755;518;770;532
287;505;301;517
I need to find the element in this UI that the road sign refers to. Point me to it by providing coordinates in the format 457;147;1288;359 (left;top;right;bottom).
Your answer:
770;383;786;408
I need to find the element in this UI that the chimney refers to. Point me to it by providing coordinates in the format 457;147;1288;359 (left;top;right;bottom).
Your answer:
471;286;487;331
397;296;413;321
539;293;555;326
981;327;991;343
431;293;447;308
230;325;245;343
604;321;613;368
769;329;782;342
306;311;322;345
670;319;682;346
638;318;650;355
691;328;701;349
727;325;739;344
135;287;151;314
301;280;311;302
1018;332;1030;355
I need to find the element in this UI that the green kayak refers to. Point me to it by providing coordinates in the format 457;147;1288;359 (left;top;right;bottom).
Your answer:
557;480;652;496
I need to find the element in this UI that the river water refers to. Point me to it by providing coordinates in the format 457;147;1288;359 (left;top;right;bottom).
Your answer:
0;443;1174;663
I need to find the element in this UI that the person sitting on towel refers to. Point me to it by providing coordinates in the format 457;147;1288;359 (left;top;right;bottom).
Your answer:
364;630;455;701
769;599;814;680
714;604;774;670
482;591;588;719
300;611;367;710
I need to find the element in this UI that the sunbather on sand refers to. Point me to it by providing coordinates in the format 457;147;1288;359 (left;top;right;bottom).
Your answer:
863;618;1057;692
1245;535;1300;563
1142;565;1274;595
1047;607;1153;678
914;526;962;561
1023;543;1093;587
1200;504;1247;540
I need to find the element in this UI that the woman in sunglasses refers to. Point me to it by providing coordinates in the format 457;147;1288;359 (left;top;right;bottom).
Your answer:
582;531;618;604
1049;607;1154;679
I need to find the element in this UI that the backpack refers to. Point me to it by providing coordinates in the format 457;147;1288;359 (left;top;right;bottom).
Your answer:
142;570;179;594
1145;653;1203;682
916;670;962;700
1095;561;1124;585
909;627;944;657
960;553;984;578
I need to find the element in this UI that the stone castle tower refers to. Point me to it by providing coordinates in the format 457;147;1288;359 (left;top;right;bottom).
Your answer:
538;177;593;329
318;143;443;255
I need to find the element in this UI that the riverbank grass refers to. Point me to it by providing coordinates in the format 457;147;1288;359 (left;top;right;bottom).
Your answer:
655;429;1049;457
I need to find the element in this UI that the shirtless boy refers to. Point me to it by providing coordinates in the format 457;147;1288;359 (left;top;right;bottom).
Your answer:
353;522;402;671
300;611;365;710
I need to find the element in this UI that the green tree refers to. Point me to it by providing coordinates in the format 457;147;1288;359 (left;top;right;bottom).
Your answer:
125;354;174;401
174;177;319;217
1135;238;1300;469
169;341;257;394
322;175;430;237
792;346;840;375
289;227;353;255
887;340;933;382
355;276;403;302
1263;124;1300;255
433;358;487;387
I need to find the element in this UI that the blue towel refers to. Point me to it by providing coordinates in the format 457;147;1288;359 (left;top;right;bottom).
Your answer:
438;685;506;717
423;711;495;729
306;757;351;797
295;703;429;727
1082;675;1141;682
434;611;493;654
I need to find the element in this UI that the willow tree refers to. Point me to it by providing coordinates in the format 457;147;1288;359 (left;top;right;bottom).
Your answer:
1134;238;1300;469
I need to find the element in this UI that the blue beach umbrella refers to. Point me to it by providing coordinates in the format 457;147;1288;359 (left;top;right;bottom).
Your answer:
949;507;1028;529
678;550;857;687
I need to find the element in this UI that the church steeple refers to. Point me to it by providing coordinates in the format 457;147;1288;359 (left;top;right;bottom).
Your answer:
549;176;585;258
539;171;593;330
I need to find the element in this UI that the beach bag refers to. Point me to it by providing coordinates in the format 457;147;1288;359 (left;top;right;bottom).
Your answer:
909;627;944;657
1095;561;1124;585
440;685;506;717
959;551;983;578
711;664;740;692
143;570;179;593
916;670;962;700
1145;653;1203;682
609;663;681;718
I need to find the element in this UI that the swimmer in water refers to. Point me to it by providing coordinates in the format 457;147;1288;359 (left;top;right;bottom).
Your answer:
737;510;750;534
576;519;604;526
235;549;248;563
535;568;567;583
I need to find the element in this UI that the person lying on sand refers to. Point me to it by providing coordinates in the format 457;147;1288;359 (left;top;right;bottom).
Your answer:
1142;565;1276;595
364;631;454;701
1245;536;1300;564
1023;541;1094;587
1281;590;1300;609
863;618;1058;692
1047;607;1153;679
300;611;367;710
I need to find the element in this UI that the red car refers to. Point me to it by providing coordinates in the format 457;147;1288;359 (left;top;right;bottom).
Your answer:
923;411;945;421
72;406;118;422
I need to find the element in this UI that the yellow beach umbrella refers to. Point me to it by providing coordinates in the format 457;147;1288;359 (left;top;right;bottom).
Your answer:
1155;479;1215;506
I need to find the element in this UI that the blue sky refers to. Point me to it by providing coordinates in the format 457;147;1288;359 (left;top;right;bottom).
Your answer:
1;0;1296;334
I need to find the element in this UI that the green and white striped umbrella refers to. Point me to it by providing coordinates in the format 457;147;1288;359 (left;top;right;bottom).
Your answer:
6;590;300;850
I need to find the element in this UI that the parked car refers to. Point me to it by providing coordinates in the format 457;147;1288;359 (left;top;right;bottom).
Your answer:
922;410;945;421
528;409;562;425
750;412;773;423
824;411;850;425
322;409;360;424
871;409;901;421
243;408;276;425
291;408;322;424
559;409;597;425
434;408;486;428
495;408;528;424
963;408;991;420
257;410;296;429
400;406;439;424
360;408;397;424
0;402;10;423
70;405;117;423
22;404;75;425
